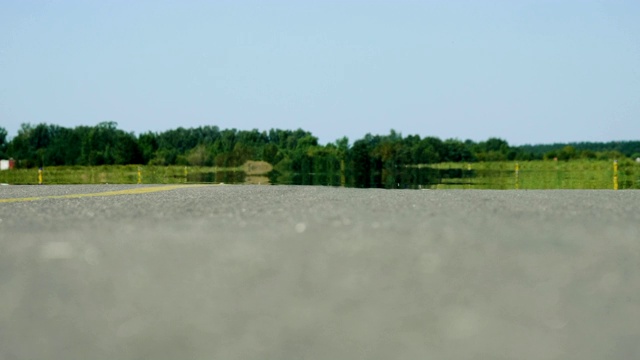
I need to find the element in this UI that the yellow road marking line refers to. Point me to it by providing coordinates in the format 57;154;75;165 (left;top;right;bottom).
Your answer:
0;184;208;203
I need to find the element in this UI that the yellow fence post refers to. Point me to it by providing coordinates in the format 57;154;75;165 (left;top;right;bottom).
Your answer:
38;168;43;185
515;162;520;189
613;160;618;190
137;166;142;184
184;166;188;183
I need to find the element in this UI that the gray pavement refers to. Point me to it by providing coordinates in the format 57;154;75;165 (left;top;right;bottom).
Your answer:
1;185;639;359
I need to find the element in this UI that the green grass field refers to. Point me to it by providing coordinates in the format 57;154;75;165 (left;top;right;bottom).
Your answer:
0;165;185;185
0;165;236;185
1;160;638;189
427;159;640;189
0;161;274;186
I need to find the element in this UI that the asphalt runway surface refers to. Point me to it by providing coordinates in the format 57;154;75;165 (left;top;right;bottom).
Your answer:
1;185;639;360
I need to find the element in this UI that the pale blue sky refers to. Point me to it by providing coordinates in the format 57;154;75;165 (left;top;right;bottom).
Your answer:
1;0;638;145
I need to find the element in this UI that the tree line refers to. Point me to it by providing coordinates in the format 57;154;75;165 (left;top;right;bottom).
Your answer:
1;123;639;173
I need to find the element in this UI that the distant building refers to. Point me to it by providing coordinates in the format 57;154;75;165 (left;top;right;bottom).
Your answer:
0;159;15;171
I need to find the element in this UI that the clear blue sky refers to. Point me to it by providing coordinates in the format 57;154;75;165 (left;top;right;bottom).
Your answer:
1;0;638;145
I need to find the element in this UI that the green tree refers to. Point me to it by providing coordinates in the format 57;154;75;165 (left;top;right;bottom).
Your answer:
442;139;474;162
138;132;159;164
45;125;82;165
0;127;8;159
557;146;578;161
80;122;141;165
8;123;42;167
474;137;510;161
186;144;212;166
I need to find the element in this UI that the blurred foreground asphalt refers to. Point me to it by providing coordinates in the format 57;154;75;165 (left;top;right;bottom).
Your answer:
1;185;639;360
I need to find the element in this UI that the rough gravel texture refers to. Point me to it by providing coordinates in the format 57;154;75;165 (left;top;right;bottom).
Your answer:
1;185;639;360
